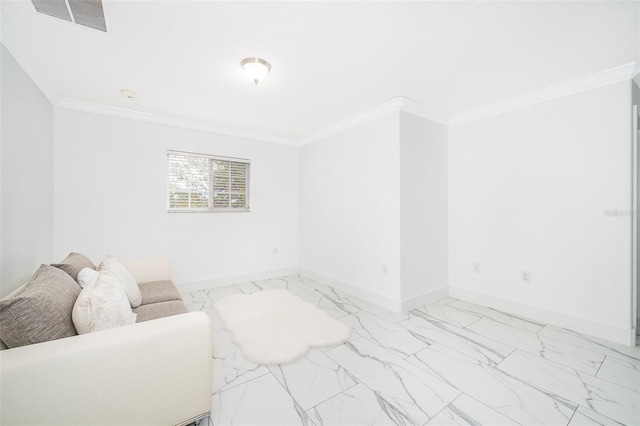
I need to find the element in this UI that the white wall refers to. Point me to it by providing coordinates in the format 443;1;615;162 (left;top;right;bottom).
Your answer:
298;112;401;302
0;45;54;296
633;78;640;327
449;81;633;337
53;109;298;285
399;112;448;305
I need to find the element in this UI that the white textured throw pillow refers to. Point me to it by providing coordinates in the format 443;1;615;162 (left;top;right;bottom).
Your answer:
77;267;98;288
72;270;137;334
98;256;142;307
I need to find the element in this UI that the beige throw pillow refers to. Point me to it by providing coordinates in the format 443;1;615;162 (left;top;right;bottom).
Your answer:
51;252;96;281
0;265;80;348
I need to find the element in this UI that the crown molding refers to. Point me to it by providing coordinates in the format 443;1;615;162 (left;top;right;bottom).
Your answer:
398;97;450;126
450;62;638;126
298;60;637;143
299;96;449;145
3;7;636;145
1;16;60;106
55;98;298;146
299;98;404;145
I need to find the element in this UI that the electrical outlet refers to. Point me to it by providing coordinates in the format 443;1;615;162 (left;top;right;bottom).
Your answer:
473;263;480;273
382;264;389;276
522;271;531;283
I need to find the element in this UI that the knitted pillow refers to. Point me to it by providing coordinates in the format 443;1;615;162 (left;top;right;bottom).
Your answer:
72;270;137;334
98;256;142;307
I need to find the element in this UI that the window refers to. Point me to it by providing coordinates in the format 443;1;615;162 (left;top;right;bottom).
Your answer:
167;150;250;212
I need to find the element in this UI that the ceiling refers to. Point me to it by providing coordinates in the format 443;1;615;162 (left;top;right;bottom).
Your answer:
1;1;638;143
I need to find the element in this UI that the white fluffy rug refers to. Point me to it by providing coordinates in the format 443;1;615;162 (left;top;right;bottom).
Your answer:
214;289;351;365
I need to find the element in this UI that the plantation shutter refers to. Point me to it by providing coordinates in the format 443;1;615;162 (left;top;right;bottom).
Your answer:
167;150;250;212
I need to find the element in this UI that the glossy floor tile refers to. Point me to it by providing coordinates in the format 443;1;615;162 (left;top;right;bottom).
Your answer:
497;350;639;425
425;394;519;426
567;405;625;425
325;338;460;424
211;329;270;394
210;373;313;425
409;343;577;425
411;303;482;328
341;311;429;358
595;356;640;391
447;299;546;333
308;383;410;425
268;348;357;410
182;275;640;426
401;312;514;366
466;318;605;374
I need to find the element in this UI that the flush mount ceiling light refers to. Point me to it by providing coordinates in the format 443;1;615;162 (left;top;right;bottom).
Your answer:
120;89;136;99
241;57;271;85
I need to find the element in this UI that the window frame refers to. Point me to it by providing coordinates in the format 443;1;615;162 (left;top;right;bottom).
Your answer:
167;150;251;213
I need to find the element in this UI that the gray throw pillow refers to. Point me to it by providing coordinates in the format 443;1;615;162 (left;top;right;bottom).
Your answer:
0;265;80;348
51;252;96;281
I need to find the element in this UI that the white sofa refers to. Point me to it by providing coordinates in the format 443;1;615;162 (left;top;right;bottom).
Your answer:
0;258;213;426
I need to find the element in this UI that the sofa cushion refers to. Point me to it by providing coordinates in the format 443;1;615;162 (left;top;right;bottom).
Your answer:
98;256;142;307
72;270;137;334
133;300;187;323
51;252;96;281
138;280;183;305
0;265;80;348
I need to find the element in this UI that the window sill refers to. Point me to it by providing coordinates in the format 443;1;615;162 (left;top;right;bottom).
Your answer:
167;209;251;213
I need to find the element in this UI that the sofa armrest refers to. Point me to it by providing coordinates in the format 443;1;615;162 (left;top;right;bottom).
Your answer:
0;312;212;426
121;257;172;283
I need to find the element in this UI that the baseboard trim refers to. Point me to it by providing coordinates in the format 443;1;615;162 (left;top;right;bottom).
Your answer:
176;267;300;293
401;287;449;312
449;287;635;347
298;268;401;313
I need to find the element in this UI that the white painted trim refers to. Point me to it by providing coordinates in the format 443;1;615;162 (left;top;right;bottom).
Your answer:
299;98;404;146
633;104;638;333
450;62;638;125
1;20;59;105
55;98;298;146
57;94;450;149
299;97;450;146
449;287;635;347
298;63;638;144
175;267;300;293
401;287;449;313
53;62;640;146
398;97;450;125
298;267;401;313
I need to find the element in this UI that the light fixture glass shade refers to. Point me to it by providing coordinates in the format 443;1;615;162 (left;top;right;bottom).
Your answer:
241;57;271;85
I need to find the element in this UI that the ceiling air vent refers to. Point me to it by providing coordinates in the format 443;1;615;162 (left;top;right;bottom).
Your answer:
31;0;107;32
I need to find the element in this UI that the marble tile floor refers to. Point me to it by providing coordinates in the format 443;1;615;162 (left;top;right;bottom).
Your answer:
181;275;640;426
